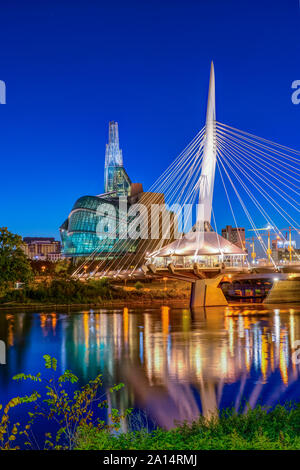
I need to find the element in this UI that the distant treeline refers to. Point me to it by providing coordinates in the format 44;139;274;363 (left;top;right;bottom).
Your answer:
0;278;189;305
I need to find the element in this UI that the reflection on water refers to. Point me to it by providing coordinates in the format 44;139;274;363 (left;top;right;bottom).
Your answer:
0;304;300;429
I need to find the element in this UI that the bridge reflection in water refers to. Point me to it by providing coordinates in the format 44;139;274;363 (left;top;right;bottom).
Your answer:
0;305;300;429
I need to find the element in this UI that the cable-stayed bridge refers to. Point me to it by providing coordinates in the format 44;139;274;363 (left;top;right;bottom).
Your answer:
72;62;300;307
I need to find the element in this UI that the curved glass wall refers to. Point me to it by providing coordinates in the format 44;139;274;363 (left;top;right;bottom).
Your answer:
60;195;137;258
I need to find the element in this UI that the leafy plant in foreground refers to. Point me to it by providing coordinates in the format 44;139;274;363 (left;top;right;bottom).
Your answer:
7;354;130;450
0;393;40;450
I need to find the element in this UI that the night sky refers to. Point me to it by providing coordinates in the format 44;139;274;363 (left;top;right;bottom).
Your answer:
0;0;299;242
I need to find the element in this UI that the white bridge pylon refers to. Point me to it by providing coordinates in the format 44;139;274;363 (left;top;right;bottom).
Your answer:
198;60;217;227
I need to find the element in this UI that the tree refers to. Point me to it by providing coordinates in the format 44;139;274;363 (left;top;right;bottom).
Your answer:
134;281;144;290
0;227;32;289
54;258;71;277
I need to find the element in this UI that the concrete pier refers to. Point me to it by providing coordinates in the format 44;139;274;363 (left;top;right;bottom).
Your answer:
264;279;300;304
190;275;228;308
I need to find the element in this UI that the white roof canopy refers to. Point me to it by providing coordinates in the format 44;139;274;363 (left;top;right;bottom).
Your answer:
149;231;247;258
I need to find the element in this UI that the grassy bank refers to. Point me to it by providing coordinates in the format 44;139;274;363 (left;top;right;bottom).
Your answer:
76;405;300;450
0;298;189;311
0;278;190;307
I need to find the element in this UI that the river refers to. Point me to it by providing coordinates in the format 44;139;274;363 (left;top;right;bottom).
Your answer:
0;303;300;439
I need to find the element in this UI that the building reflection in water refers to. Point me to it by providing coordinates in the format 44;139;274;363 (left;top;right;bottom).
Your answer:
1;305;300;429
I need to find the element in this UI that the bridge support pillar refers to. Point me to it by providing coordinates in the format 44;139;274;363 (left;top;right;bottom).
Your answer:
264;279;300;304
190;275;228;308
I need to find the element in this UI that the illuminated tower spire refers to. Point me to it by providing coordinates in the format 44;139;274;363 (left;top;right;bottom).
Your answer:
198;61;217;227
104;121;131;196
105;121;123;169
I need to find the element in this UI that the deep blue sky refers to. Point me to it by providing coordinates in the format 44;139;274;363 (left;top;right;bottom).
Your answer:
0;0;299;242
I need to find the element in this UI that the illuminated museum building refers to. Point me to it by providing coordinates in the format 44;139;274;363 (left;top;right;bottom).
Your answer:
60;121;176;261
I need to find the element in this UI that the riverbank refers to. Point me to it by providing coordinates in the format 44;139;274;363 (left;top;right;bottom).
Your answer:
1;298;298;312
0;278;191;310
77;404;300;450
0;298;190;311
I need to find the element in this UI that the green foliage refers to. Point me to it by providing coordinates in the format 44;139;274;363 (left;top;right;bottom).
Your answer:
54;259;71;277
2;355;130;450
0;274;190;305
76;404;300;450
43;354;57;371
0;393;40;450
109;383;125;393
30;260;56;276
134;281;144;290
0;277;121;305
30;259;71;278
0;227;33;290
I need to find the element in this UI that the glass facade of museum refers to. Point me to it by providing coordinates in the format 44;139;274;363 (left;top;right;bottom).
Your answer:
104;165;131;196
60;195;137;257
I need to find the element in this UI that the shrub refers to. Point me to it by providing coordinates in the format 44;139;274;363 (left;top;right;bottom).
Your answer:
134;282;144;290
77;404;300;450
0;355;130;450
0;278;119;304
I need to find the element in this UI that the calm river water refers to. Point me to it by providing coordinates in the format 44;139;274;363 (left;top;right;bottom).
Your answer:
0;304;300;434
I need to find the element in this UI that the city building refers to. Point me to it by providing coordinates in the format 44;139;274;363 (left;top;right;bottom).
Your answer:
272;237;298;262
60;121;177;264
22;237;61;260
221;225;246;250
